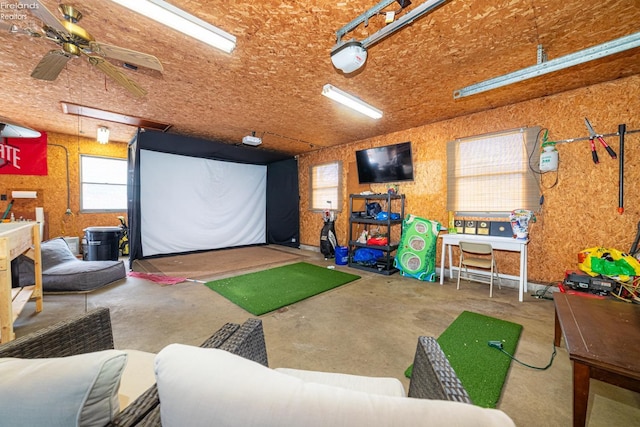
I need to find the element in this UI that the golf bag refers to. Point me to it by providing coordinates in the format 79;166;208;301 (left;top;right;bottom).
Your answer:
320;220;338;258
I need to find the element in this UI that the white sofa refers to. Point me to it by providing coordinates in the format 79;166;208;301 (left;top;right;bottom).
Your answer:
155;343;515;427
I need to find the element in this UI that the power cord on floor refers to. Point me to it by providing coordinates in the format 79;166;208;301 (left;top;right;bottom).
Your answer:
532;283;556;300
488;341;556;370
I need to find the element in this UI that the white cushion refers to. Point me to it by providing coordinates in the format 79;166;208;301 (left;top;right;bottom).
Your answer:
119;349;157;409
275;367;406;397
155;344;516;427
0;350;127;427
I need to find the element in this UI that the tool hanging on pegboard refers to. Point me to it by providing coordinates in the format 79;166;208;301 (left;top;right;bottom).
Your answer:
584;117;617;164
618;124;626;214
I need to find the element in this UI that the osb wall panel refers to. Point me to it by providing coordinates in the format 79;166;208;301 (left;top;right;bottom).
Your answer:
0;132;127;243
298;74;640;285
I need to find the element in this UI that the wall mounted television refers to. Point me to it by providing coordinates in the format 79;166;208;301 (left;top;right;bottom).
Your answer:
355;141;414;184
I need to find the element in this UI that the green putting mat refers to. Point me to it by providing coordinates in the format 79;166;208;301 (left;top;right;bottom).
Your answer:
406;310;522;408
204;262;360;315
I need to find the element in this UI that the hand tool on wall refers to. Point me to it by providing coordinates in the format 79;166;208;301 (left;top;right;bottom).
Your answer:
584;117;617;164
618;124;626;214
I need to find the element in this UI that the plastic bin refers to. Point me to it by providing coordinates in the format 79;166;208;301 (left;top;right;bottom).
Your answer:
84;227;122;261
335;246;348;265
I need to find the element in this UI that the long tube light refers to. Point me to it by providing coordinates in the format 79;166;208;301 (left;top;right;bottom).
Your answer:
108;0;236;53
322;84;383;119
454;32;640;99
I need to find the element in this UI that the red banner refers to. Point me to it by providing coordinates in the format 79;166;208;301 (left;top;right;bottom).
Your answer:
0;132;48;175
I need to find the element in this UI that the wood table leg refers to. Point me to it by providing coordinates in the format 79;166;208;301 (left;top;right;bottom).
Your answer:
573;361;590;427
554;308;562;347
32;225;43;313
0;237;14;343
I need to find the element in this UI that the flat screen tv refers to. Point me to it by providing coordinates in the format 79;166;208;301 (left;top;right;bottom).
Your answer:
355;141;414;184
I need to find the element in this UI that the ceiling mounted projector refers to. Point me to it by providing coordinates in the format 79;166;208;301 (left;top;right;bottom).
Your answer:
330;41;367;74
242;135;262;146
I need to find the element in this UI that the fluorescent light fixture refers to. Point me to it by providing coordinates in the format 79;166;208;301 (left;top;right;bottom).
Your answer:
97;126;110;144
108;0;236;53
322;84;382;119
11;191;37;199
60;102;172;131
454;31;640;98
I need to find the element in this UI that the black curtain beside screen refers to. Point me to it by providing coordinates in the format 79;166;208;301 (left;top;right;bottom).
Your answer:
267;158;300;248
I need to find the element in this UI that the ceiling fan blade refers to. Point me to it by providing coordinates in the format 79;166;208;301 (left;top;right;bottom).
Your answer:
17;0;69;36
87;55;147;97
89;41;163;72
31;50;73;81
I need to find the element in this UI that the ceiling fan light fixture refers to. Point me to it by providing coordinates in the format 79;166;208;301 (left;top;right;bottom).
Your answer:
97;126;110;144
330;41;367;74
108;0;236;54
322;84;382;119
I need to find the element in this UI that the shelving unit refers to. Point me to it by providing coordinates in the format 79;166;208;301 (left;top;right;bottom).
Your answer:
347;193;405;275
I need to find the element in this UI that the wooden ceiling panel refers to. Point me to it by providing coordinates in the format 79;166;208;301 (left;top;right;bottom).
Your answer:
0;0;637;155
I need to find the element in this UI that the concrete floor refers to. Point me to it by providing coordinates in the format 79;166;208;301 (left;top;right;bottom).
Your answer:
13;246;640;426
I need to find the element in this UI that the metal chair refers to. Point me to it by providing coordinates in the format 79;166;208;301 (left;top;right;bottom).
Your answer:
456;241;502;297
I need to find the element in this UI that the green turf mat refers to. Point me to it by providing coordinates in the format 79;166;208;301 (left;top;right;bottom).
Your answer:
406;310;522;408
204;262;360;315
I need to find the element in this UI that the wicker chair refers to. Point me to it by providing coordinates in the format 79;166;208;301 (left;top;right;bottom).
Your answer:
0;308;471;426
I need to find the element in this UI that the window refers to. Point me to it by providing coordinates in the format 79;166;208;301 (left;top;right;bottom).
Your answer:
80;155;127;212
446;127;540;214
309;161;342;211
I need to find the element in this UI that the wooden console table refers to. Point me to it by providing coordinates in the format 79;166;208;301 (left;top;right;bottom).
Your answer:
0;222;43;343
553;293;640;426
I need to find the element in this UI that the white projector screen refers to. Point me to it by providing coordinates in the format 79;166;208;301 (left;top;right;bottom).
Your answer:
140;149;267;256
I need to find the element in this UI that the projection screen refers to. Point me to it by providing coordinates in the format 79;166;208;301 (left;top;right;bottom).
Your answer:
140;149;267;256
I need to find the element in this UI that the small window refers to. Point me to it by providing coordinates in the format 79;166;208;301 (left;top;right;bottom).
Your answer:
309;161;342;211
447;127;541;214
80;155;127;212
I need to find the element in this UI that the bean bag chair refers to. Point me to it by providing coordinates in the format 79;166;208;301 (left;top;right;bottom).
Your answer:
17;238;126;293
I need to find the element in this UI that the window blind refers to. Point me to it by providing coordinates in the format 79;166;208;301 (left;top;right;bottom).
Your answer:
446;127;540;214
309;161;342;211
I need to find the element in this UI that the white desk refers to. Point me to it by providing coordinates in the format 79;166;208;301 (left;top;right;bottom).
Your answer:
439;233;529;302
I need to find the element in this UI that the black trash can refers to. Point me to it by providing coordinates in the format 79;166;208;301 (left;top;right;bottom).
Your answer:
84;227;122;261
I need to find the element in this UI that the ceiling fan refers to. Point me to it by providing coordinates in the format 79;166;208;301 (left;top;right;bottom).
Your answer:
15;0;163;97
